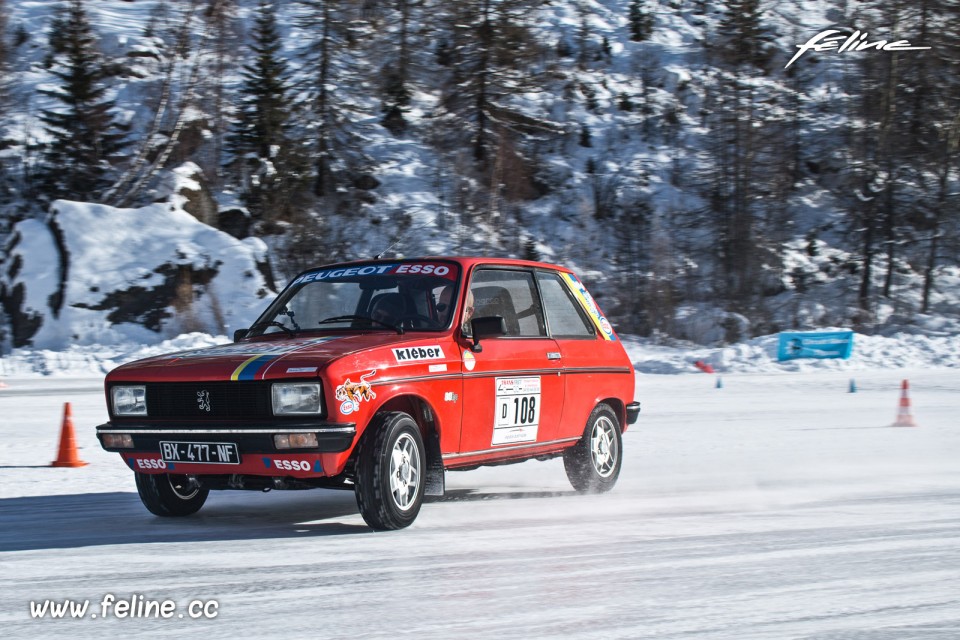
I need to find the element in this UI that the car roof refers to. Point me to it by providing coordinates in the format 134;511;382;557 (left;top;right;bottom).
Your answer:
292;256;573;278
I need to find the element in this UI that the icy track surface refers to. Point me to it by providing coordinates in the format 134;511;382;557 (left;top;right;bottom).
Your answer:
2;370;959;639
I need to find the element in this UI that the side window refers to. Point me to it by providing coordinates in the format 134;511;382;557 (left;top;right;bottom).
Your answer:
466;269;546;338
536;272;596;338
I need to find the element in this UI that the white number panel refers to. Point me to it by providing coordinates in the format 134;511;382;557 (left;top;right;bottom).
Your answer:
492;376;541;445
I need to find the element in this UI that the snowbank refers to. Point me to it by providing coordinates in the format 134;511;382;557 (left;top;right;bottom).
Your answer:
2;329;958;378
3;197;274;351
626;331;960;375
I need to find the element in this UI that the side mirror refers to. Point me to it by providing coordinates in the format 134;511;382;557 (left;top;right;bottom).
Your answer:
469;316;506;352
233;328;249;342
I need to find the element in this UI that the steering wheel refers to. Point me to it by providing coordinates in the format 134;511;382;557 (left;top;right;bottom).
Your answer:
400;313;442;330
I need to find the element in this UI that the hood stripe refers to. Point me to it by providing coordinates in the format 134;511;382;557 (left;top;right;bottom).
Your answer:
231;355;278;381
229;336;343;381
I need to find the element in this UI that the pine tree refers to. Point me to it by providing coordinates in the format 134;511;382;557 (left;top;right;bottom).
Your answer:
834;1;938;321
0;0;7;79
227;1;302;219
203;0;239;185
439;0;547;166
715;0;769;70
628;0;653;43
298;0;346;198
38;0;127;201
230;2;291;161
918;0;960;312
380;0;414;134
0;0;9;132
698;2;789;309
0;0;10;204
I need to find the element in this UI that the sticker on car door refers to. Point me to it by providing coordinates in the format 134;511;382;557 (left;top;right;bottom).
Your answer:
493;376;541;445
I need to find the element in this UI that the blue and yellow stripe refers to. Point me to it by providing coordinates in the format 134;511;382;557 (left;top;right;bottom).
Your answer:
227;336;341;381
230;355;279;381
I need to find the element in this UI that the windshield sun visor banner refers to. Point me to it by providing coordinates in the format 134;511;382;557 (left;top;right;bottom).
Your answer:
291;262;458;286
561;273;616;341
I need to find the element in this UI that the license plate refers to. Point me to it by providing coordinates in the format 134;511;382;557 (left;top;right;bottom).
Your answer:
160;441;240;465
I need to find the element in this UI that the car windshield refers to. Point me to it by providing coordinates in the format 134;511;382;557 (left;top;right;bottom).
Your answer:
248;261;461;336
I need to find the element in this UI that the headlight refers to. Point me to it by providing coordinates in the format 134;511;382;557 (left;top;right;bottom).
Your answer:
112;385;147;416
272;383;322;415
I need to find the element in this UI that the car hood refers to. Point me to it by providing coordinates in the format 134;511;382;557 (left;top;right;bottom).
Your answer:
108;333;449;383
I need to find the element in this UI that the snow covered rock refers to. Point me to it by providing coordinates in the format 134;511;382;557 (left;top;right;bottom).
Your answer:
1;199;275;350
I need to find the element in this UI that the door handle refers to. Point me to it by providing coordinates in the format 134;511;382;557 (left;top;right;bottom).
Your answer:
546;352;561;360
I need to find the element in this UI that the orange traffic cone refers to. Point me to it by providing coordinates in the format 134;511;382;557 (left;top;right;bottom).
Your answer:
892;379;917;427
51;402;88;467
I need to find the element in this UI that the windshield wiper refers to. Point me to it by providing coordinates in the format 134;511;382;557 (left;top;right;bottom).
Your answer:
317;315;404;335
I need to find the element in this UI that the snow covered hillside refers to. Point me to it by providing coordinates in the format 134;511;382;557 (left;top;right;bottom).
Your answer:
1;0;958;351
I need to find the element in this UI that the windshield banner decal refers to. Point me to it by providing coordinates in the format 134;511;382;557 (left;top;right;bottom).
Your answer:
291;262;456;286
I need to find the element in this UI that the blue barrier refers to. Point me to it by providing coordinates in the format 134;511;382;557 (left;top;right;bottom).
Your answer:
777;331;854;361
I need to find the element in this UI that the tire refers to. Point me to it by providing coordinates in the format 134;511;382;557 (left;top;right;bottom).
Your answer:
135;472;209;517
563;404;623;493
354;412;426;531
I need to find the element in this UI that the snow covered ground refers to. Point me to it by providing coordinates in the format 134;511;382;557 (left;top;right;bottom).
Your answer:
2;357;959;638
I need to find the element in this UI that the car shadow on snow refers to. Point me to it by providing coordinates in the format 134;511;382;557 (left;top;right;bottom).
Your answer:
432;488;575;502
0;465;60;469
0;489;370;552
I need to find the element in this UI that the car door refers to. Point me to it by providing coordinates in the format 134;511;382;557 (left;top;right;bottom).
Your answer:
536;269;633;439
457;268;564;454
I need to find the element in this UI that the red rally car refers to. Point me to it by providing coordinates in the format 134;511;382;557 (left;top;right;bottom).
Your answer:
98;257;640;530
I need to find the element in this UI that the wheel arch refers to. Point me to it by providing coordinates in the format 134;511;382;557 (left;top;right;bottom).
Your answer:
363;393;445;496
375;394;439;439
596;397;626;432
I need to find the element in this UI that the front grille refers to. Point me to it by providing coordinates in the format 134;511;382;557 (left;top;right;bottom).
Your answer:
145;382;273;419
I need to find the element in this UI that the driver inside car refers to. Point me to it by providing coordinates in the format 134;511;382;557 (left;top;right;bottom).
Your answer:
369;293;405;326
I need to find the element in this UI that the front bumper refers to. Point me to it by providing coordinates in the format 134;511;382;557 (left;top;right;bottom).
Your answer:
96;421;357;454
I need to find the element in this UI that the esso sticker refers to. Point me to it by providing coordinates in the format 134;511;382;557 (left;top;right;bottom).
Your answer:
135;458;167;470
600;317;613;335
395;263;452;278
271;459;311;472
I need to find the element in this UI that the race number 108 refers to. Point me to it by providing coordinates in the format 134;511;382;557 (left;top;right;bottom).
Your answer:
499;395;538;426
494;376;542;429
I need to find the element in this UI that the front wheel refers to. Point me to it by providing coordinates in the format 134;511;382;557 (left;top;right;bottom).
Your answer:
354;412;426;530
563;404;623;493
135;473;209;517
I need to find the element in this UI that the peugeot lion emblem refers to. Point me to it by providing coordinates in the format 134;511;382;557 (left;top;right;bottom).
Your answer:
197;390;211;412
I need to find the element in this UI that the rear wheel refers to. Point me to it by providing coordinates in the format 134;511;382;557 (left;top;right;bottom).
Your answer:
135;473;208;517
355;412;426;530
563;404;623;493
